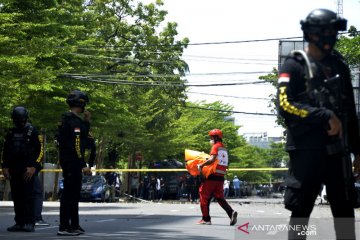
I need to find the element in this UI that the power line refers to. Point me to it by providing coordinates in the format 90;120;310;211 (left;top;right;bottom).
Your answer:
183;55;278;62
62;71;273;79
184;58;276;65
187;81;268;87
72;52;277;65
186;36;302;46
186;71;271;76
74;52;277;63
71;53;183;64
184;105;276;116
68;32;350;51
71;36;303;49
188;91;271;100
61;75;269;87
74;48;279;62
185;78;266;83
65;73;183;79
59;76;184;86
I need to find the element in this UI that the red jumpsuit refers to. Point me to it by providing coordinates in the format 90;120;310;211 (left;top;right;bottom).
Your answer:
199;142;235;222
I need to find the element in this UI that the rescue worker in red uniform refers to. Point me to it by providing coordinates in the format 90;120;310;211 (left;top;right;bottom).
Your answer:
197;129;238;225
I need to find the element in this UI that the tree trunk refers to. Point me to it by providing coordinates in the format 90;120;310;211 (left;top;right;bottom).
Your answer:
96;137;106;169
51;156;60;201
3;179;10;201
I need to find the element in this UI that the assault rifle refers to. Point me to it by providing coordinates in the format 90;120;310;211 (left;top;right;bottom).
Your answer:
315;73;357;206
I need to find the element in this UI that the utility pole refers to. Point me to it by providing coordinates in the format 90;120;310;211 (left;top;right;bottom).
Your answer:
337;0;343;17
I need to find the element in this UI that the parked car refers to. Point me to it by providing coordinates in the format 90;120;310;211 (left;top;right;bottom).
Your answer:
80;175;112;202
240;181;252;197
148;159;187;200
58;178;64;199
58;175;112;202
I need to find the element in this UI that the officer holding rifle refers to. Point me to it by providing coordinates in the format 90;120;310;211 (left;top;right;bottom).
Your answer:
277;9;360;239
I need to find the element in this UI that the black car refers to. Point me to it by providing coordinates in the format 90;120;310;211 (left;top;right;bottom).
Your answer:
148;159;188;200
80;175;112;202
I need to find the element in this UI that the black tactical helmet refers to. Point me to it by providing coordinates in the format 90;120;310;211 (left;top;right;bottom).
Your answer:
66;90;89;110
11;106;29;128
301;9;347;33
300;9;347;51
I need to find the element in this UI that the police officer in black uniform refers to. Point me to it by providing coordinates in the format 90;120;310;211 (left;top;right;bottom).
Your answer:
56;90;92;236
1;106;43;232
277;9;360;239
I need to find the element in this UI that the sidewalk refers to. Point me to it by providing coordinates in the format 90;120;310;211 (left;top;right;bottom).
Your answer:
0;196;285;206
227;196;284;204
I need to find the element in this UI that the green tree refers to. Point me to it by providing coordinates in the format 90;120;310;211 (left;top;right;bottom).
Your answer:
265;141;288;181
79;0;190;166
163;101;246;161
258;67;284;127
0;0;190;167
337;26;360;66
266;142;288;168
231;144;271;183
0;0;97;131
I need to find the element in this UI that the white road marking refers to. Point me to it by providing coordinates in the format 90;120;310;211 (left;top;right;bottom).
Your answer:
35;226;58;230
95;219;116;223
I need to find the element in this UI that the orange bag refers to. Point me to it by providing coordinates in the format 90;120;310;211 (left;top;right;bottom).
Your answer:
184;149;218;178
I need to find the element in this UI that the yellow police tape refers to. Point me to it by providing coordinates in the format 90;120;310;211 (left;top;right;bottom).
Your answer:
36;168;288;173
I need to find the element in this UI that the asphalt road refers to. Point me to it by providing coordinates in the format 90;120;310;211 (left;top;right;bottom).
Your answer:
1;198;360;240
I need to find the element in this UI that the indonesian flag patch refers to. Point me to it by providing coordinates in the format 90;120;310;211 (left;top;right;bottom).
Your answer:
74;128;81;133
278;73;290;83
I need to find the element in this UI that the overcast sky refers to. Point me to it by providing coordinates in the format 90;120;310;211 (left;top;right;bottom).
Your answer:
158;0;360;136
